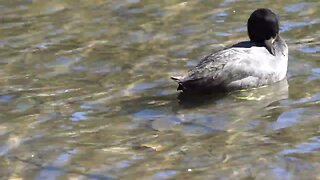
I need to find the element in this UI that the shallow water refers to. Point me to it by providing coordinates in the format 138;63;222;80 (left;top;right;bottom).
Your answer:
0;0;319;179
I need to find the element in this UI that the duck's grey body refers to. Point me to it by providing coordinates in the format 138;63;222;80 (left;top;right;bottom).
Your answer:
171;35;288;94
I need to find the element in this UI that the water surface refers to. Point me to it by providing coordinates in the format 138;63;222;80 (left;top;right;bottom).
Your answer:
0;0;320;179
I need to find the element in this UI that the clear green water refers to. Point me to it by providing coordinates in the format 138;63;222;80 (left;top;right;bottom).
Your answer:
0;0;319;179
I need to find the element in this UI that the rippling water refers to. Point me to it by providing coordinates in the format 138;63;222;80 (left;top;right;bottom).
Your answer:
0;0;320;179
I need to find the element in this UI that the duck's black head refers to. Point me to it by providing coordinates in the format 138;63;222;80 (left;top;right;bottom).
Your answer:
247;8;279;55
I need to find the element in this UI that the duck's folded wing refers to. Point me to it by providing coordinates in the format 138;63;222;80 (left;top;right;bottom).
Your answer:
177;50;264;91
174;54;229;92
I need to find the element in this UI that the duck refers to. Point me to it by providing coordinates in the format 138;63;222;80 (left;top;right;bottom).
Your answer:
171;8;288;94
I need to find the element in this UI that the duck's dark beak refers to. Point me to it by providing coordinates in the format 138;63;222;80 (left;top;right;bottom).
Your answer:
264;36;277;56
264;38;276;56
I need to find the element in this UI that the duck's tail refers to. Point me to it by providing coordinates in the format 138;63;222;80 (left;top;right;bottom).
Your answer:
170;76;184;91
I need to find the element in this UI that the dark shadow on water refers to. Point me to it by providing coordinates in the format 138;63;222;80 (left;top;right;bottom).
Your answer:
177;79;289;106
177;91;229;108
